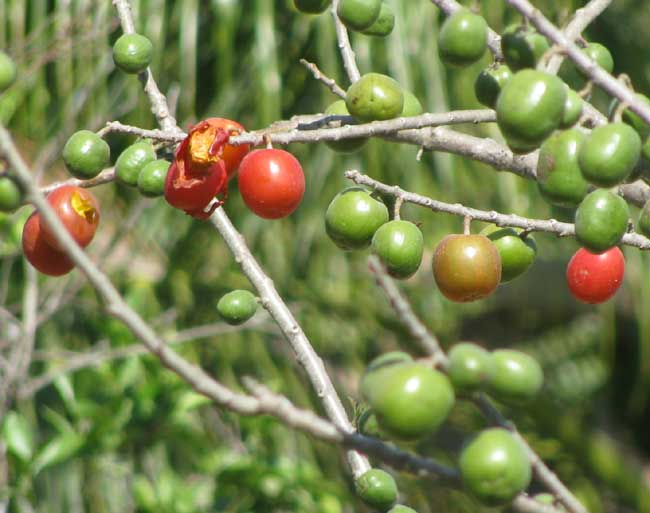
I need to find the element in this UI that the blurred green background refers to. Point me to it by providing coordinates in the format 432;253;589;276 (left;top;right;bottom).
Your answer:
2;0;650;512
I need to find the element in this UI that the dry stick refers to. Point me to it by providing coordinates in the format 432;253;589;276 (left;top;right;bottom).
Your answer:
330;0;360;83
367;257;586;513
507;0;650;125
300;59;347;99
347;169;650;250
111;0;371;477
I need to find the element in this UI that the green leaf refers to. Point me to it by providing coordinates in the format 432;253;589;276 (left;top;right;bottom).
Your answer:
31;432;83;475
2;411;34;462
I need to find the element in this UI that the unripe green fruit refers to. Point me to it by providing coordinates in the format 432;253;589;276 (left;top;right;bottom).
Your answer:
293;0;331;14
609;93;650;140
400;90;423;117
536;129;589;207
137;159;170;197
447;342;495;392
561;89;583;128
346;73;404;122
115;141;157;186
217;290;258;325
325;187;389;250
582;42;614;75
496;70;567;153
354;469;398;510
0;51;17;91
459;428;531;505
388;506;418;513
337;0;381;31
324;100;367;153
501;24;549;71
0;177;22;212
361;3;395;37
371;220;424;279
474;64;512;108
489;350;543;404
438;10;488;67
481;225;536;282
560;42;614;90
361;360;455;440
62;130;110;179
578;123;641;187
638;199;650;237
113;33;153;74
574;189;629;253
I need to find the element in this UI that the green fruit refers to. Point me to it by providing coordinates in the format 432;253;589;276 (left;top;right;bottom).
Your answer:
294;0;331;14
481;225;536;282
496;69;567;153
536;129;589;207
638;199;650;237
474;64;512;108
388;506;418;513
217;290;258;325
361;3;395;37
501;24;549;71
324;100;367;153
574;189;629;252
325;187;389;250
561;89;583;128
112;33;153;74
459;428;531;505
578;123;641;187
0;51;17;91
609;93;650;140
371;220;424;279
559;42;614;90
582;42;614;75
489;350;543;404
361;361;455;440
115;141;157;186
400;90;423;117
346;73;404;122
354;469;397;509
438;10;488;67
337;0;381;31
62;130;110;179
137;159;170;197
447;342;495;392
0;177;22;212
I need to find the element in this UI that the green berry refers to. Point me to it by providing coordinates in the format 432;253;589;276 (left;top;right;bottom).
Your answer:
578;123;641;187
113;33;153;74
217;290;258;325
388;506;418;513
582;42;614;75
501;24;550;71
337;0;382;31
346;73;404;122
561;89;583;128
447;342;495;392
559;42;614;90
609;93;650;140
459;428;532;505
474;64;512;108
354;469;398;510
115;141;157;186
361;3;395;37
324;100;367;153
536;129;589;207
0;176;22;212
489;350;543;404
371;220;424;279
137;159;170;197
438;10;488;67
480;225;536;282
293;0;331;14
574;189;630;253
496;70;567;153
400;90;424;117
325;187;389;250
0;51;17;91
62;130;110;179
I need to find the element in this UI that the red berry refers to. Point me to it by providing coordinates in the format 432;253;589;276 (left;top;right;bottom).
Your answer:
22;212;75;276
566;247;625;304
238;149;305;219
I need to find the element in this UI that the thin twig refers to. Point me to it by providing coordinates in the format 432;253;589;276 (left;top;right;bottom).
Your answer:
330;0;361;83
300;59;346;98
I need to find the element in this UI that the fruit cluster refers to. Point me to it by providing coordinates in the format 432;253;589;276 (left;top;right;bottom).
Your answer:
293;0;395;38
356;345;542;507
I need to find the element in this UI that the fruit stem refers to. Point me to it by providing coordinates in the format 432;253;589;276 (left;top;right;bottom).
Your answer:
577;80;593;99
393;196;403;220
262;134;273;150
612;101;629;123
463;215;472;235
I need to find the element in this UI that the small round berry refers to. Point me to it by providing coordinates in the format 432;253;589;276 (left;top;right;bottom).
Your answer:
337;0;382;31
474;64;512;108
481;225;536;282
371;220;424;279
354;468;398;510
0;51;17;91
293;0;331;14
324;100;367;153
447;342;495;392
62;130;110;179
217;290;258;325
566;247;625;304
489;350;543;404
112;33;154;74
361;3;395;37
115;141;157;186
0;176;23;212
574;189;629;253
400;90;424;117
438;9;488;67
137;159;170;198
345;73;404;122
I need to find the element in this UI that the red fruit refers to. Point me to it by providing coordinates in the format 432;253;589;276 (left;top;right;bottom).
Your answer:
40;185;100;251
238;149;305;219
566;247;625;304
22;212;75;276
201;118;250;179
